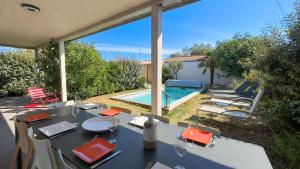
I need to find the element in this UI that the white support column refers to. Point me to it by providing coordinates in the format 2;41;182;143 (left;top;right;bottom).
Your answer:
151;0;163;116
59;40;67;102
34;49;39;81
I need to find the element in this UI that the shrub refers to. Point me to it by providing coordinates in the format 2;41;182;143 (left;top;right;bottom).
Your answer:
39;41;143;98
106;60;142;92
39;41;108;99
66;42;107;99
39;41;61;94
137;77;146;88
213;34;261;77
0;50;36;97
272;132;300;169
244;3;300;129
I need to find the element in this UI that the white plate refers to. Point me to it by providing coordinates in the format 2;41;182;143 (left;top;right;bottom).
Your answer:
38;121;77;137
82;116;115;132
79;103;97;110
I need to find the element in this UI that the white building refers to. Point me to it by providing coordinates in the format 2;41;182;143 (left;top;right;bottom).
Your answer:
141;55;234;86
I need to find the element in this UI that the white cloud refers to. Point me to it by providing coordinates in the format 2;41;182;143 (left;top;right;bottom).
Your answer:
94;43;178;55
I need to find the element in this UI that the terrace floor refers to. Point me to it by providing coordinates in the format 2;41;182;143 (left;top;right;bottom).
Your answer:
0;96;32;168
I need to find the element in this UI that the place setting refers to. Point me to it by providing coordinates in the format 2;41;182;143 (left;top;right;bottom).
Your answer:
71;115;122;168
180;127;214;147
98;108;122;116
72;136;122;169
21;111;60;124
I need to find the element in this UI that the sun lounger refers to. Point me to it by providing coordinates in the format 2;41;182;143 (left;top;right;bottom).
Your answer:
208;98;251;108
209;81;251;94
211;82;259;99
198;90;263;118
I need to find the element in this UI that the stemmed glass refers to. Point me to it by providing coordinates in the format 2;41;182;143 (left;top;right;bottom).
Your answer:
187;122;197;148
72;96;81;119
174;135;188;169
108;117;120;143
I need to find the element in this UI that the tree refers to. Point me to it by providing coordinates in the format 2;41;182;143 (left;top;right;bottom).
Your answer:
169;61;183;80
190;43;214;56
213;34;261;77
198;56;215;87
169;43;214;57
162;65;171;83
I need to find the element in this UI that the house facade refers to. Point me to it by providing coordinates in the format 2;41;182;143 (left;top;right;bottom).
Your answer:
141;55;234;86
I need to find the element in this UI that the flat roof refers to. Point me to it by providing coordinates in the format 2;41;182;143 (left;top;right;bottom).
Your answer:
0;0;198;49
140;55;205;64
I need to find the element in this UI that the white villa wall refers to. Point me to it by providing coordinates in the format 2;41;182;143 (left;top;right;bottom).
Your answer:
166;61;234;86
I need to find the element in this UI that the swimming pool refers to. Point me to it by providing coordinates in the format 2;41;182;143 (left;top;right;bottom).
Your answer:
111;86;202;111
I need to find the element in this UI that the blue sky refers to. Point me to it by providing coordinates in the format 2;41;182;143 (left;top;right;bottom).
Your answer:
79;0;295;61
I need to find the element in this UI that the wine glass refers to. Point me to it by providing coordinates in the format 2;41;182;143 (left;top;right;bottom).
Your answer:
174;136;188;169
108;117;120;143
187;122;197;148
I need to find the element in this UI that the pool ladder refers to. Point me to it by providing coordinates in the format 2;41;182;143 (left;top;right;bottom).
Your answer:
165;95;170;108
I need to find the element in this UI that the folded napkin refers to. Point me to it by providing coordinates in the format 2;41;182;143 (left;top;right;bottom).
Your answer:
100;108;121;116
129;116;159;128
181;127;213;145
24;113;49;122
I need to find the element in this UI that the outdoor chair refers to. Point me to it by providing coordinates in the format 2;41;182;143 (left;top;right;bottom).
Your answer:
28;128;73;169
28;128;58;169
110;106;132;114
141;112;170;124
54;149;74;169
209;81;252;94
28;87;60;108
177;121;221;136
9;119;34;169
198;90;263;119
48;100;75;110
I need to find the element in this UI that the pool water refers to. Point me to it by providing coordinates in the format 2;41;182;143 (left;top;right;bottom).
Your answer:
126;87;197;107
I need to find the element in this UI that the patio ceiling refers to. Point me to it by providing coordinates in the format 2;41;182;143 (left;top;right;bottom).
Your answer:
0;0;196;49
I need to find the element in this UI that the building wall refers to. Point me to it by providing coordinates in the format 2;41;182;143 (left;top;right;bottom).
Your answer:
141;61;234;86
141;64;152;83
172;61;233;86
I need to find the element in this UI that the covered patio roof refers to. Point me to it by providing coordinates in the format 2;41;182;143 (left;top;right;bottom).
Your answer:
0;0;198;116
0;0;196;49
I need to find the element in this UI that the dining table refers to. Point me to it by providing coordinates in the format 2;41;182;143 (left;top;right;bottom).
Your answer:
15;105;273;169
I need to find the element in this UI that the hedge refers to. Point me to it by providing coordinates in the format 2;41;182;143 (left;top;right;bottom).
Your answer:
0;50;36;97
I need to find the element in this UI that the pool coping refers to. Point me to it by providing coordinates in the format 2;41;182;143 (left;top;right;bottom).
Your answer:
110;87;203;112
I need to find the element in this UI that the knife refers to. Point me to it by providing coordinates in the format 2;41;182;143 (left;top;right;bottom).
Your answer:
90;151;122;169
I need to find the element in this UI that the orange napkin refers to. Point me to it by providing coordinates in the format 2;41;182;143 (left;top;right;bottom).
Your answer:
100;108;121;116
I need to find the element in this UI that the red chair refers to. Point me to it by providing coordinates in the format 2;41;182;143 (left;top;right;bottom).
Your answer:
27;87;60;108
